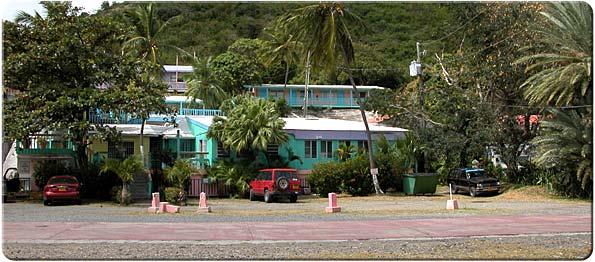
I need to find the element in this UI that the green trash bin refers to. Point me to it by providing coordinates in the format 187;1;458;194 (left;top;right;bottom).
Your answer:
403;173;438;195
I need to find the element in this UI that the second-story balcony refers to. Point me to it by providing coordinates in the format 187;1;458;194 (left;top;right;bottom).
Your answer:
89;108;223;124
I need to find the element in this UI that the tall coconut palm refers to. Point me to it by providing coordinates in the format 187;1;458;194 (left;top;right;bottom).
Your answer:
186;56;228;109
122;3;188;169
280;3;384;194
100;156;146;205
531;109;592;192
262;27;302;88
516;2;592;106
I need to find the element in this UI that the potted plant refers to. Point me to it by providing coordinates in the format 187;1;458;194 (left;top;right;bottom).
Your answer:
37;137;48;149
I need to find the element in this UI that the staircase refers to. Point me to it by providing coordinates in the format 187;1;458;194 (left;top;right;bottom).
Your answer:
129;174;149;200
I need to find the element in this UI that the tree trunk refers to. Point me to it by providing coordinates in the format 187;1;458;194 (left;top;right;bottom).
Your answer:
340;45;383;195
121;181;128;206
284;61;290;89
140;118;147;167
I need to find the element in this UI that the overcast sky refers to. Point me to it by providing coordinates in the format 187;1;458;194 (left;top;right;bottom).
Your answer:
1;0;107;21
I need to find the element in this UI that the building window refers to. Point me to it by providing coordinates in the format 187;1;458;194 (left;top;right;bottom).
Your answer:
108;141;134;159
321;141;333;159
358;140;368;151
198;140;208;153
304;140;317;159
269;90;285;99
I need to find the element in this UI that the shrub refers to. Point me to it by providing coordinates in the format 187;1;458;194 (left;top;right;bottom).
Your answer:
32;160;69;189
342;154;373;196
164;186;186;205
308;161;344;196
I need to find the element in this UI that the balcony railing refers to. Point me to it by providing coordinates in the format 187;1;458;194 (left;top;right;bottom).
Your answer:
286;97;367;108
90;109;223;124
179;108;223;117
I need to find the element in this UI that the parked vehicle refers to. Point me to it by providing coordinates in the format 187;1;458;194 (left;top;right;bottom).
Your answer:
43;175;81;205
249;168;300;203
447;168;500;197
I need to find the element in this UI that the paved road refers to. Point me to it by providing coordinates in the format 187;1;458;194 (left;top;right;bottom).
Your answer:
3;214;591;242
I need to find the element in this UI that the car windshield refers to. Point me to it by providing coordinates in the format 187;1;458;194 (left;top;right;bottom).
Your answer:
467;171;485;178
48;177;78;185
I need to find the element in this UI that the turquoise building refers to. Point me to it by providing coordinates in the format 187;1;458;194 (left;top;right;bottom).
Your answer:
246;84;385;109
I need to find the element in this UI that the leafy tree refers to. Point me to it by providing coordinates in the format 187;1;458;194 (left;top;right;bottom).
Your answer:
3;2;138;167
207;94;289;164
211;51;263;94
100;156;146;205
280;2;384;194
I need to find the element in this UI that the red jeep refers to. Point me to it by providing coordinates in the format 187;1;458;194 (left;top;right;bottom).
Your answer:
249;168;300;203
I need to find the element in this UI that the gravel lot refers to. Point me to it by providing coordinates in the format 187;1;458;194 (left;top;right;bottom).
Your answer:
3;186;593;260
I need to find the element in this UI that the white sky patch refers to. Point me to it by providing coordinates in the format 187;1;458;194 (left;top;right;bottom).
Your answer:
1;0;109;21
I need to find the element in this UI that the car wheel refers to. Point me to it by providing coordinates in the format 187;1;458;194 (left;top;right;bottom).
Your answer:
43;200;50;206
469;187;477;197
277;177;289;190
249;189;256;201
264;189;272;203
76;199;82;205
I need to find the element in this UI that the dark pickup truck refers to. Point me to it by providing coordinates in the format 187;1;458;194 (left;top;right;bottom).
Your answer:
447;168;501;197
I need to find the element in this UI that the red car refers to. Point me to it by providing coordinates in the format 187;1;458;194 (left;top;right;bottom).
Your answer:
249;168;301;203
43;175;81;205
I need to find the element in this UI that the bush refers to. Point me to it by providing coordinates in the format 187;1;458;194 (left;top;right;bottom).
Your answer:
164;186;187;205
110;186;131;205
32;160;69;189
342;154;373;196
308;161;344;196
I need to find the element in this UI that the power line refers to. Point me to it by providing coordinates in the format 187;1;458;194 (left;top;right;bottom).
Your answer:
418;8;488;47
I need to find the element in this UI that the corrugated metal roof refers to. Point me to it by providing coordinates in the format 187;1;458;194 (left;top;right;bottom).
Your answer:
282;117;407;133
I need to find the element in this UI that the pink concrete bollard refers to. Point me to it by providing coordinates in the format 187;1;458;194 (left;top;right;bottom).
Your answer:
165;204;180;213
198;192;211;213
147;193;160;213
325;193;341;213
158;202;168;213
446;199;459;210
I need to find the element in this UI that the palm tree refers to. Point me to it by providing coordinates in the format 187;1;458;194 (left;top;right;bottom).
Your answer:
164;159;198;205
531;109;592;192
280;3;383;194
100;156;146;205
122;3;189;168
186;56;228;109
262;27;302;88
207;94;289;164
336;142;356;162
122;3;188;65
516;2;592;106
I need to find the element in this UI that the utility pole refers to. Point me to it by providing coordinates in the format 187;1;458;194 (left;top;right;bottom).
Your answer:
303;50;311;118
416;42;426;173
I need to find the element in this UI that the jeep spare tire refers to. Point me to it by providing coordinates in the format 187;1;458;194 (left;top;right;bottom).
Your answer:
277;177;289;190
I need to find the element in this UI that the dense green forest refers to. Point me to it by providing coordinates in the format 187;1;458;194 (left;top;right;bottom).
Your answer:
99;2;457;88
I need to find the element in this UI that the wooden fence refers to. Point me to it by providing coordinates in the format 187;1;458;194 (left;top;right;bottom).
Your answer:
188;175;232;197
